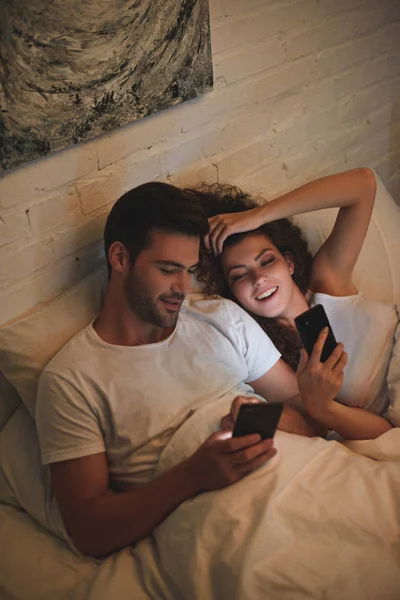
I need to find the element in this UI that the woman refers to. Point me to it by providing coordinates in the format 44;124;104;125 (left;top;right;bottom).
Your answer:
195;168;399;440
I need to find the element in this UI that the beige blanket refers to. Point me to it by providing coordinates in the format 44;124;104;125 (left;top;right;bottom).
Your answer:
149;397;400;600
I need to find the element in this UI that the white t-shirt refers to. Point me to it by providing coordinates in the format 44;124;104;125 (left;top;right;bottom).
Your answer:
310;292;399;424
36;294;280;487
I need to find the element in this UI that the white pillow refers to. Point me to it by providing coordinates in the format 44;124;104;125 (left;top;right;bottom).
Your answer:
294;170;400;305
0;403;74;549
0;267;106;418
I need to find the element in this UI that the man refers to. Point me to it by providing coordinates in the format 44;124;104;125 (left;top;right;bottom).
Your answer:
36;182;317;558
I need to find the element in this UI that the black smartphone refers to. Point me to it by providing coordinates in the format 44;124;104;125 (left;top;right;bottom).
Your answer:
232;402;283;439
294;304;337;363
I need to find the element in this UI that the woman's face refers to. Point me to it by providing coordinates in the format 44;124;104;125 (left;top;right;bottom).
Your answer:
221;232;296;320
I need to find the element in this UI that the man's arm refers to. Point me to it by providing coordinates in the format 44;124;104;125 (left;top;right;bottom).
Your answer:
250;358;299;401
50;452;194;557
250;359;326;437
50;432;277;558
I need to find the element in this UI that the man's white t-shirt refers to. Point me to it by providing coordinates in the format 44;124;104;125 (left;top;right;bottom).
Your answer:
36;294;280;488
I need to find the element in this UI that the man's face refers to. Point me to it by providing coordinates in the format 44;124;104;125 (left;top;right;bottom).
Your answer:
124;230;200;328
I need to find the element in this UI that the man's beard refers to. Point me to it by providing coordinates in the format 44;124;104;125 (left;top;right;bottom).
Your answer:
124;270;184;328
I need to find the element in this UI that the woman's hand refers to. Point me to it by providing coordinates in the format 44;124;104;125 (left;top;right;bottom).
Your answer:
297;328;347;420
205;206;267;255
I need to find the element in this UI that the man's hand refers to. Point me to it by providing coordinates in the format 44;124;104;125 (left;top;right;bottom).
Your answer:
297;328;347;421
221;395;264;431
185;429;277;493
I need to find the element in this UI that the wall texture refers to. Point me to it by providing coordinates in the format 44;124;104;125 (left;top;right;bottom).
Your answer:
1;0;399;323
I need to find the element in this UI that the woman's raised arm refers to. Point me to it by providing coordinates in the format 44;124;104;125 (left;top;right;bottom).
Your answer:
207;168;377;295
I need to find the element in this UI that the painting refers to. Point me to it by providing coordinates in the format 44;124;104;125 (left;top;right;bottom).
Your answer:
0;0;213;172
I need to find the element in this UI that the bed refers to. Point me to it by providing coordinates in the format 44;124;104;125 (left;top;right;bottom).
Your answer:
0;171;399;600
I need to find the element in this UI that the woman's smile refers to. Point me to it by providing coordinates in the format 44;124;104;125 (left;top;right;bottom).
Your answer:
221;232;295;319
255;286;279;301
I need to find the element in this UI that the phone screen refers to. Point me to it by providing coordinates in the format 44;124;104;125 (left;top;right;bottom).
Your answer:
232;402;283;439
294;304;337;362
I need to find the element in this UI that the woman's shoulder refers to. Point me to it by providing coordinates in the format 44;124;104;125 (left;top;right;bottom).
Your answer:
183;292;235;311
311;291;398;328
182;293;245;323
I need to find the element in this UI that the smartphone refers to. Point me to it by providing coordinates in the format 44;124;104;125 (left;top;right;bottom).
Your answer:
232;402;283;439
294;304;337;363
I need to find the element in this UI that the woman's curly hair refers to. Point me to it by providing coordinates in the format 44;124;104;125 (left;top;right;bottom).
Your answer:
187;183;313;371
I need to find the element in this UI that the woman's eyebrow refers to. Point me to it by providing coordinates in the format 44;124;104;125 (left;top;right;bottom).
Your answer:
227;263;247;275
227;248;274;275
254;248;273;261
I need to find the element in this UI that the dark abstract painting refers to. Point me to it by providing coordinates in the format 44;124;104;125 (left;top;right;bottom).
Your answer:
0;0;213;172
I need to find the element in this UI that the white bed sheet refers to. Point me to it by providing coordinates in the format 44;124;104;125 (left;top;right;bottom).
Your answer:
0;503;161;600
3;395;398;600
0;504;97;600
152;397;400;600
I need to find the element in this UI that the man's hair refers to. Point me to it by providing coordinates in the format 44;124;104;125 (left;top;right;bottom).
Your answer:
104;182;209;275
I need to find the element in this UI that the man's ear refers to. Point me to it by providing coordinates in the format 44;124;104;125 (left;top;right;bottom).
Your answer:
284;252;295;275
108;242;129;274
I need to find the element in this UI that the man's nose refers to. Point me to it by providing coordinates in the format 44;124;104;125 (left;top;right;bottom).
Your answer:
172;271;193;295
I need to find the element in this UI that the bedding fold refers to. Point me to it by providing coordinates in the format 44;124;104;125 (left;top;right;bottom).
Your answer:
149;398;400;600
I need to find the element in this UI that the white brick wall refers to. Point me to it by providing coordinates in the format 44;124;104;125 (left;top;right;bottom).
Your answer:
1;0;400;323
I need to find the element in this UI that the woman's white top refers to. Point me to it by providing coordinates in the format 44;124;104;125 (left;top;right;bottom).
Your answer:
310;292;399;424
